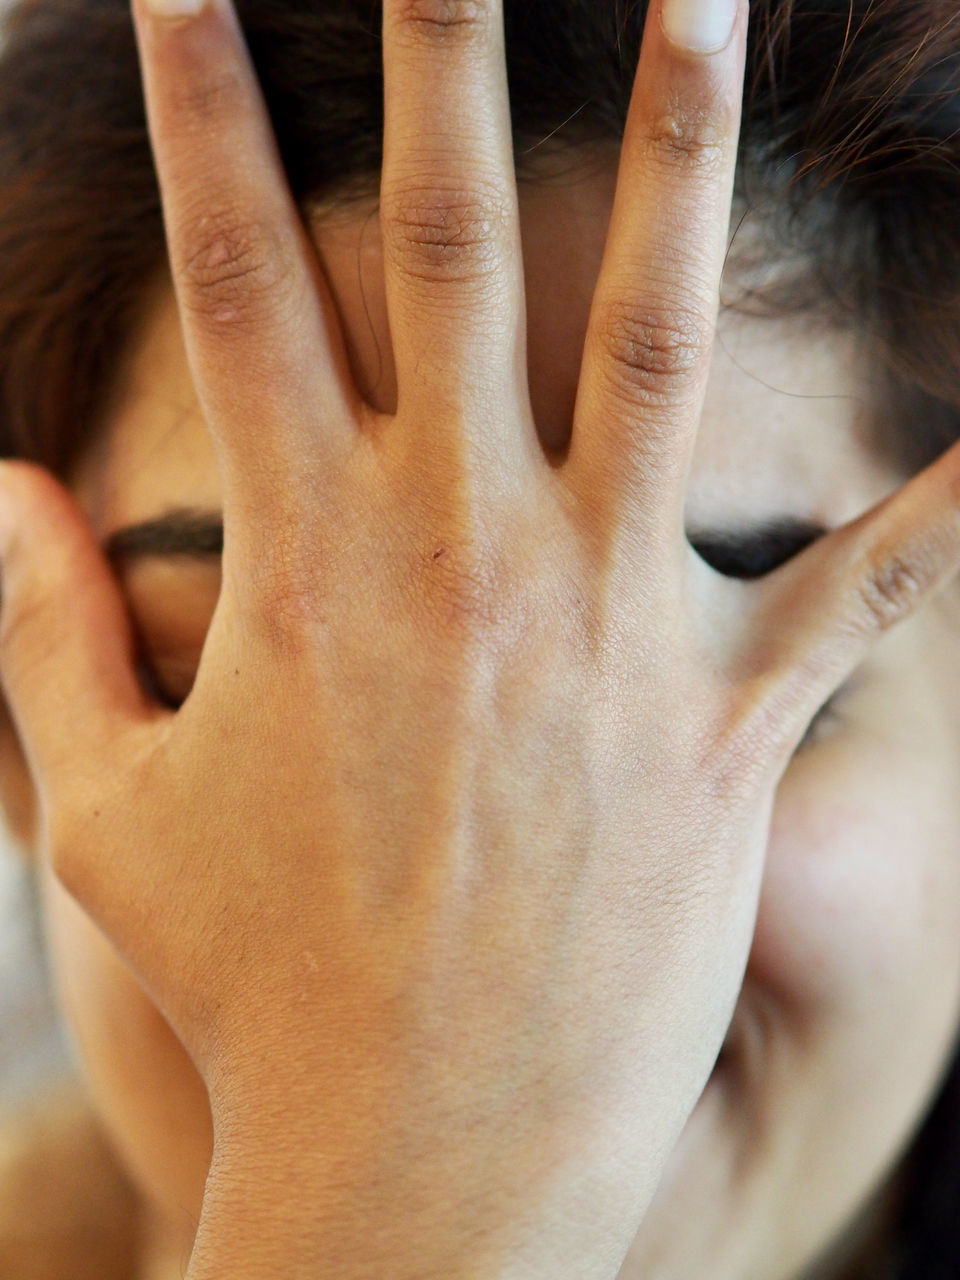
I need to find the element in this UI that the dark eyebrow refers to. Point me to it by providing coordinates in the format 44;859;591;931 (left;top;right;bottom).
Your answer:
105;508;224;563
104;509;828;579
686;516;829;579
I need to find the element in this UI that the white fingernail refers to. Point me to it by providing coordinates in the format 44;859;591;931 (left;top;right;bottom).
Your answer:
660;0;740;54
141;0;207;18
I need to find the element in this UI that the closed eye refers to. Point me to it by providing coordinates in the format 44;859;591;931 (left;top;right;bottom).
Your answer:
687;517;828;580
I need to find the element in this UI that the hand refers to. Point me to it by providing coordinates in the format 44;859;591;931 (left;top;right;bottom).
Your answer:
2;0;960;1276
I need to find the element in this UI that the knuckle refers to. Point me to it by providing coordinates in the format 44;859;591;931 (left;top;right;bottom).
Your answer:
412;535;524;644
595;296;711;410
391;0;490;45
178;212;297;327
430;554;510;636
254;592;317;661
642;98;729;173
245;545;326;661
382;183;514;287
852;545;936;635
167;66;247;133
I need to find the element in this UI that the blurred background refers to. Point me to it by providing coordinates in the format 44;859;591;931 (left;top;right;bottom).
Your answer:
0;0;72;1112
0;846;70;1104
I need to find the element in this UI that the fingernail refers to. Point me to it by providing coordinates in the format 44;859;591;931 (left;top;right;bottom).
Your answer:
660;0;740;54
140;0;208;18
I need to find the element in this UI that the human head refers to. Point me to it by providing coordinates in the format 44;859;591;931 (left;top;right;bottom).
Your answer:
2;1;960;1276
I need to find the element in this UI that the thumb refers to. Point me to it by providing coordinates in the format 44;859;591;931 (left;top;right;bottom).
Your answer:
0;460;150;804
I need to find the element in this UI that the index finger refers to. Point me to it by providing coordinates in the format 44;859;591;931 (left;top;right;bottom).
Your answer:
566;0;747;568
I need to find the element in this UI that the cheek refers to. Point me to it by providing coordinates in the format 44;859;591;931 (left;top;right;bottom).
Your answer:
39;865;212;1223
751;734;960;1049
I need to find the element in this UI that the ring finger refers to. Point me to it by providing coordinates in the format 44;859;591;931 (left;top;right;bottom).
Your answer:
567;0;747;576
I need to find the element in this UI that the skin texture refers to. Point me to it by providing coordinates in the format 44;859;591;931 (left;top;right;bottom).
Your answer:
3;0;960;1275
2;171;957;1279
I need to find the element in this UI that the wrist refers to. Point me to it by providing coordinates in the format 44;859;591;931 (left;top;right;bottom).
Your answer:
185;1131;629;1280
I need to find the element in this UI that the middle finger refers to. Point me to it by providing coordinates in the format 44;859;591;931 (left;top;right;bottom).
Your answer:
380;0;536;483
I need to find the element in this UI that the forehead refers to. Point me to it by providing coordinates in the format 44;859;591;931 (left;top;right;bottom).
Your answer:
72;173;900;537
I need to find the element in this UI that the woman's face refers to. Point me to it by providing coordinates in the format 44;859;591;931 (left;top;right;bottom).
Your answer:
11;157;960;1279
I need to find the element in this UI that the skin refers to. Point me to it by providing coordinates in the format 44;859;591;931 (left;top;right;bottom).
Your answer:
3;0;960;1276
3;168;958;1280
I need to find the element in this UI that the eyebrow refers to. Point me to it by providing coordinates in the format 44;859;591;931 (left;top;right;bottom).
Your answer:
106;509;224;562
686;516;829;578
105;509;829;580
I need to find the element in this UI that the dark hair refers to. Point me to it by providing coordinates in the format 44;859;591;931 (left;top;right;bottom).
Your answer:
0;0;959;479
0;0;958;1274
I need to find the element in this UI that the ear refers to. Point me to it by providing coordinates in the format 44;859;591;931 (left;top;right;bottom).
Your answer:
0;695;39;862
